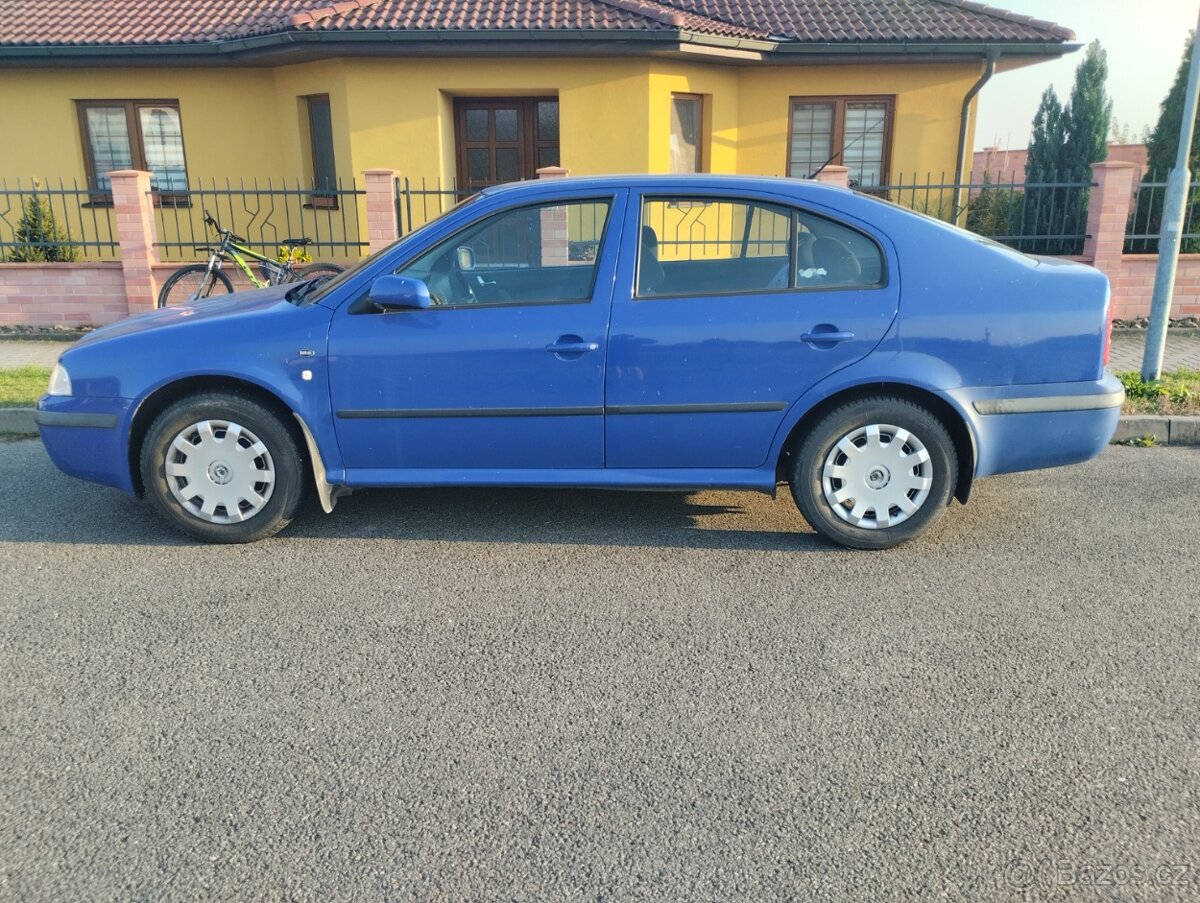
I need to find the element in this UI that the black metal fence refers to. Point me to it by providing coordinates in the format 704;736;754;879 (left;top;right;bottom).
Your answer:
153;177;367;261
1125;170;1200;254
392;173;1099;256
396;177;475;236
0;178;118;261
6;170;1158;265
874;171;1094;255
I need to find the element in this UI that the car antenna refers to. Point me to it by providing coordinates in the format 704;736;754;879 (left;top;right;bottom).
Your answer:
807;116;886;181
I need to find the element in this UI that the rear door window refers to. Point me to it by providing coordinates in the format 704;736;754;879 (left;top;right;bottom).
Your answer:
637;196;884;298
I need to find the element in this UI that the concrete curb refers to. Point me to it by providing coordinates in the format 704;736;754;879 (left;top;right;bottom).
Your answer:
0;334;83;344
2;407;1198;446
0;409;38;436
1111;415;1200;446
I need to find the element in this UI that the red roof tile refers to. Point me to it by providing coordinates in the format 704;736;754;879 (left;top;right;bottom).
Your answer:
0;0;300;45
293;0;766;39
658;0;1073;42
0;0;1072;48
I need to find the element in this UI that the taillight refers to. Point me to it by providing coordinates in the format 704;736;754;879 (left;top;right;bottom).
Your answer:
1102;285;1113;367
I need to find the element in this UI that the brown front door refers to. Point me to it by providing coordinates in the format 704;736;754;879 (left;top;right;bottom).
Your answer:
454;97;559;191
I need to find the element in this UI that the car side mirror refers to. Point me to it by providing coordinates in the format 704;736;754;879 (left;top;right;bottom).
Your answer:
455;246;476;271
369;275;432;311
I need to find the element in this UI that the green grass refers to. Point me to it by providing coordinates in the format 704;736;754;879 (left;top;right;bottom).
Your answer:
1115;369;1200;416
0;366;51;407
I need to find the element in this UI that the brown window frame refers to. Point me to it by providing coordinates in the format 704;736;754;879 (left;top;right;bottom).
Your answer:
786;95;895;188
454;97;559;191
76;99;191;206
669;93;707;174
302;93;339;210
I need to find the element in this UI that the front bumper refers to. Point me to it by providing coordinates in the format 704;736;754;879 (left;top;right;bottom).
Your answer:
948;374;1125;478
36;394;135;494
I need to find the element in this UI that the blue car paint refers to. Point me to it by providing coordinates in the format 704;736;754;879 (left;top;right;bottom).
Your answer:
327;190;629;471
604;186;900;469
36;175;1122;510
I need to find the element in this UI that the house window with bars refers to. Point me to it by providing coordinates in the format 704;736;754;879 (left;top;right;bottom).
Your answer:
787;97;893;189
77;100;189;202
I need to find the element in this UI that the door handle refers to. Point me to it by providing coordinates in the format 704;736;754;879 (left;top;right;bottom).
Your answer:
546;339;599;354
801;330;855;346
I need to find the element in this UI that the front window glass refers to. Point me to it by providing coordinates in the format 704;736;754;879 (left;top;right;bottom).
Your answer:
398;198;611;307
304;194;480;304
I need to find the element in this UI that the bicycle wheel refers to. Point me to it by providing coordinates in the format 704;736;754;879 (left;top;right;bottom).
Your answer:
157;265;234;309
295;262;345;283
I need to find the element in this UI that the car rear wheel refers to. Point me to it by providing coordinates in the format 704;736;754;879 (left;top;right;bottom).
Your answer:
140;392;305;543
790;397;957;550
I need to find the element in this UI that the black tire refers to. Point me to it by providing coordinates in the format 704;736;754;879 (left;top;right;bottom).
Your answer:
157;265;234;309
139;392;306;543
295;262;344;283
789;397;957;550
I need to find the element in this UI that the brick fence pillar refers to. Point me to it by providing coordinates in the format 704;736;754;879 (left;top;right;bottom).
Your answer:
1083;161;1136;270
108;170;158;314
362;169;399;253
812;165;850;189
537;166;570;267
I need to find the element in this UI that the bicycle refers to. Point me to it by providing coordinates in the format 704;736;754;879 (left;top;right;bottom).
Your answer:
156;210;345;308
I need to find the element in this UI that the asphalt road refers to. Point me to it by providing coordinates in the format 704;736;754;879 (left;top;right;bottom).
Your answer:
1;439;1198;902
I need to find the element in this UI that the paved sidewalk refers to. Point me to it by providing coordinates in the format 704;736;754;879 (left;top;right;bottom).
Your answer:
3;332;1200;372
0;341;71;368
1108;332;1200;372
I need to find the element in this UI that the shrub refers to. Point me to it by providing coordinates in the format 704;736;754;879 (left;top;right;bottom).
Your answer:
966;180;1024;239
7;184;79;262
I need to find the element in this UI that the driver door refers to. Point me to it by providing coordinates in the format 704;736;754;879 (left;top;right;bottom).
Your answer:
328;193;624;473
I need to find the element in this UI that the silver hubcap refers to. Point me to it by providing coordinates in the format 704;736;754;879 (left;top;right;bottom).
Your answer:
164;419;275;524
821;423;933;530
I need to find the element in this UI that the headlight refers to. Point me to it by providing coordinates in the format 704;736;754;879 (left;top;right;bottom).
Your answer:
47;363;72;396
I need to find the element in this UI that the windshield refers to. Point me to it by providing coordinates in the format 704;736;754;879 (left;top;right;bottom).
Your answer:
303;193;479;304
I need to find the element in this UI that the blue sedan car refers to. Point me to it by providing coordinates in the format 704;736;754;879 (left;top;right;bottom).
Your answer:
37;176;1123;549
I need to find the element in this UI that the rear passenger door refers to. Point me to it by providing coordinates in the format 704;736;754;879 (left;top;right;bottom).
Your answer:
604;192;898;469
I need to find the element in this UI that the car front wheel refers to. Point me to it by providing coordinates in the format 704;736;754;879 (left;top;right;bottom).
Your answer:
790;397;957;550
140;392;306;543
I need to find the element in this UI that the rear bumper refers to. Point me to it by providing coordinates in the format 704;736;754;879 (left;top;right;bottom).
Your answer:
36;395;135;494
948;375;1124;478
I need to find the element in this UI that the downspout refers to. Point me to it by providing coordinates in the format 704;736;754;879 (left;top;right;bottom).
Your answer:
954;49;999;219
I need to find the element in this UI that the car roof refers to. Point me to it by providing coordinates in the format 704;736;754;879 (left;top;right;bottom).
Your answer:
480;173;850;199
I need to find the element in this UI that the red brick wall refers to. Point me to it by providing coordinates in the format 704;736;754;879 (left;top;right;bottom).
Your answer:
0;260;357;328
1111;255;1200;321
971;144;1149;184
0;262;128;326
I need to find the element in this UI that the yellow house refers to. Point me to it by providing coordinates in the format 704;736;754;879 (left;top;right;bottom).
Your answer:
0;0;1075;254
